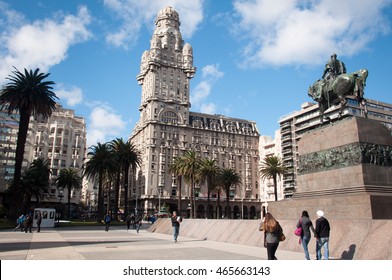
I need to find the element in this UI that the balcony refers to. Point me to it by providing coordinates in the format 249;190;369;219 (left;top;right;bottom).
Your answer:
281;128;291;135
280;121;291;129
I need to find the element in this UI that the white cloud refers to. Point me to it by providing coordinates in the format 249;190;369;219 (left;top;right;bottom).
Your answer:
200;103;217;114
233;0;392;67
0;5;92;81
191;64;224;108
87;105;127;147
103;0;204;48
55;84;84;107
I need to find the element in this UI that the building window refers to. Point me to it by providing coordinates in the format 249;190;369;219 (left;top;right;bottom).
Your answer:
161;111;179;124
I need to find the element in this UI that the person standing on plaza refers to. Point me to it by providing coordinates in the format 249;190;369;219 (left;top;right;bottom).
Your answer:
259;212;283;260
315;210;331;260
104;213;111;232
135;215;142;233
126;214;131;231
24;212;33;233
171;211;182;243
297;210;315;260
36;210;42;233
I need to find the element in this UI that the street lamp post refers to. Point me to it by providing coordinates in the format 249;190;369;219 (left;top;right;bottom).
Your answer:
158;188;161;214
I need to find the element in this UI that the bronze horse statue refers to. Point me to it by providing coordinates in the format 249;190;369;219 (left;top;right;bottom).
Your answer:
308;69;368;123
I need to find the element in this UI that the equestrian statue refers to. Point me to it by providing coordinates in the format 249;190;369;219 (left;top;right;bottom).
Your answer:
308;53;368;123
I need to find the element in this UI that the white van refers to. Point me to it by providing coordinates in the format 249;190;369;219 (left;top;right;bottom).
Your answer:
33;208;56;228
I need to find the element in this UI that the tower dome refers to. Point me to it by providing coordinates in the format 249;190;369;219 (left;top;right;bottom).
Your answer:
183;43;193;55
155;6;180;26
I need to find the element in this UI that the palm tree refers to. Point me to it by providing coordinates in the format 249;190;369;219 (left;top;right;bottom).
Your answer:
55;168;82;219
109;138;141;218
83;142;117;223
20;158;51;212
0;68;57;215
260;155;287;201
108;139;123;220
198;158;221;218
169;156;186;216
170;150;201;218
219;168;242;219
180;150;201;219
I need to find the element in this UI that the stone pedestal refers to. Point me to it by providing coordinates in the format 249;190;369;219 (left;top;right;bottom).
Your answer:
269;116;392;220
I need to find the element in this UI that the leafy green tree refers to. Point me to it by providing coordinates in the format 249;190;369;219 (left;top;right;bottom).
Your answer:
260;155;287;201
20;158;51;212
109;138;141;218
83;142;117;222
198;158;221;218
218;168;242;219
55;168;82;219
0;68;57;216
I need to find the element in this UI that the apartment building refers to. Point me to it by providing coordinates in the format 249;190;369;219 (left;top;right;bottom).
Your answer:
0;103;86;215
33;104;86;209
259;131;283;196
0;108;34;199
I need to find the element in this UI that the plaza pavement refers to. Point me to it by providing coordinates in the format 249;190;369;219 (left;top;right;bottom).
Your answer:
0;224;309;260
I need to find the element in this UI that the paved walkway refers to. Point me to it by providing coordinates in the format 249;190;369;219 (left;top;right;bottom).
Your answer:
0;225;308;260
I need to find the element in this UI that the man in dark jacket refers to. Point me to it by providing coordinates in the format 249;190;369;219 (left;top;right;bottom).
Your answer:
171;211;182;243
24;212;33;233
315;210;330;260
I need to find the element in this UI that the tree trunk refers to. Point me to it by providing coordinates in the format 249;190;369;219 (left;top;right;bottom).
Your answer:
114;171;120;220
97;173;104;223
11;111;31;219
68;187;72;219
177;176;182;216
124;165;130;217
207;188;211;219
217;189;221;219
273;175;278;201
226;186;231;219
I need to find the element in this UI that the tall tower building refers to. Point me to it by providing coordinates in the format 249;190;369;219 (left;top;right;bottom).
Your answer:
130;7;261;219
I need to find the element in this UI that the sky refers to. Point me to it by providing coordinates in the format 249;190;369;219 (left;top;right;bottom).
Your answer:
1;0;392;147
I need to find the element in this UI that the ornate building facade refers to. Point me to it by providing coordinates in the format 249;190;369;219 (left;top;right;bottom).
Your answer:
130;7;261;219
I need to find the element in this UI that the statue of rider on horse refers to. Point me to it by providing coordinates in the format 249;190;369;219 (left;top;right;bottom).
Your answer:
308;53;368;123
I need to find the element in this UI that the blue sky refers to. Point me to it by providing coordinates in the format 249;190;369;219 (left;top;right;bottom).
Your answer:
1;0;392;147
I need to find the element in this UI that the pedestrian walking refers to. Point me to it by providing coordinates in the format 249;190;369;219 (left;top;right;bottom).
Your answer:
131;215;136;229
126;214;131;231
104;213;111;231
297;210;315;260
13;214;25;232
171;211;182;243
259;212;283;260
315;210;331;260
135;215;142;233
